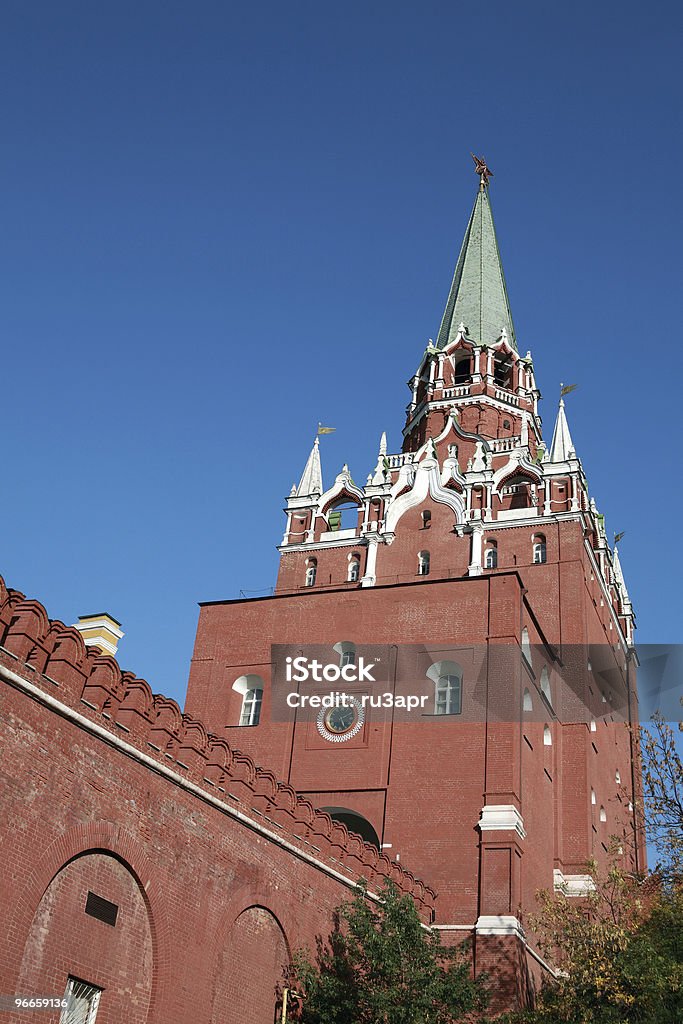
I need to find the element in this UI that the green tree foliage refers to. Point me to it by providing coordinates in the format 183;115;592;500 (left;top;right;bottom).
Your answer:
509;863;683;1024
641;708;683;877
288;880;488;1024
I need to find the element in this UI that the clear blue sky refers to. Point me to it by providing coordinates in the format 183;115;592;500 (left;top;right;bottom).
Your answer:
2;0;681;708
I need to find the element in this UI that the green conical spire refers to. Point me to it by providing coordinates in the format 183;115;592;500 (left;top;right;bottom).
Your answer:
436;177;517;351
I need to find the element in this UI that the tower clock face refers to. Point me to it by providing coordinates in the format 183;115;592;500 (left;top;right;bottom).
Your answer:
325;705;356;733
316;698;365;742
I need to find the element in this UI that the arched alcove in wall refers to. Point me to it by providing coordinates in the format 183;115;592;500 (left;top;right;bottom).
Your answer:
320;807;381;849
212;905;289;1024
17;852;153;1023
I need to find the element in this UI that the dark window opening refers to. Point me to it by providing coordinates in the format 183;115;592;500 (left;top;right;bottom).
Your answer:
453;358;472;385
494;357;513;389
320;807;381;849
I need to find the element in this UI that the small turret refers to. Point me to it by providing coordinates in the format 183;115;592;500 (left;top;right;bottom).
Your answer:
548;398;576;462
297;436;323;497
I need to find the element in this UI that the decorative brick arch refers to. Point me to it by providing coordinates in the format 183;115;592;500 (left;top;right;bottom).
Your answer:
2;821;173;1022
206;878;297;969
207;879;299;1024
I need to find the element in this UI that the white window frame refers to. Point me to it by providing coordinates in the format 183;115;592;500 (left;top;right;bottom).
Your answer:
540;667;552;708
239;687;263;726
61;977;102;1024
348;558;360;582
426;661;463;716
305;560;317;587
232;674;264;727
417;550;430;576
333;640;356;668
434;674;461;715
533;540;547;564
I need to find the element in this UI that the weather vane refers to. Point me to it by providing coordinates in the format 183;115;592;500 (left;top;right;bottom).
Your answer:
471;153;493;185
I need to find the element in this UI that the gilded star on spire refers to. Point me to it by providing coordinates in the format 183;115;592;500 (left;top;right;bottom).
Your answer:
471;153;493;185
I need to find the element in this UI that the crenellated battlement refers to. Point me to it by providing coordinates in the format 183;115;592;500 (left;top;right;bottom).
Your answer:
0;574;435;919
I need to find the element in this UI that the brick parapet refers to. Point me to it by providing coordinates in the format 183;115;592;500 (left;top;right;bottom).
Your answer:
0;575;435;920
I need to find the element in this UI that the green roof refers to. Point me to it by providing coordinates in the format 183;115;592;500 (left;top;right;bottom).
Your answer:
436;182;517;351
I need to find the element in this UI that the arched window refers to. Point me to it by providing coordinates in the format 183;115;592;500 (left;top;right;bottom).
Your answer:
333;641;356;668
435;675;461;715
484;541;498;569
417;550;430;576
591;788;597;805
503;473;532;509
305;558;317;587
232;674;265;727
427;661;462;716
615;770;621;785
533;534;547;564
320;807;381;849
543;724;552;746
540;667;552;708
523;688;533;713
599;806;607;823
521;627;532;664
327;501;360;533
453;357;471;385
348;555;360;582
421;509;432;529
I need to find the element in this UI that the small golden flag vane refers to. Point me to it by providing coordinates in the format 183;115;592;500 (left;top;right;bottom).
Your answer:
471;153;493;185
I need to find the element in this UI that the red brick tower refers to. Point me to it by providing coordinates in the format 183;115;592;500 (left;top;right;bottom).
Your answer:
186;161;644;1001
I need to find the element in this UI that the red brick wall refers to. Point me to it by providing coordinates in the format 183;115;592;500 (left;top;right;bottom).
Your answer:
0;676;363;1024
0;574;434;1024
189;545;645;937
14;854;153;1024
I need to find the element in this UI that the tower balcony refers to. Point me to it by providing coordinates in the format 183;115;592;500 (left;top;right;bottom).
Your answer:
494;388;522;407
443;384;471;399
385;451;417;470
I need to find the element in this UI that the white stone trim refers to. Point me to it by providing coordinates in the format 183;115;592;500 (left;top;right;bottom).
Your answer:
553;869;596;896
317;470;365;516
475;915;525;939
360;535;379;588
431;923;474;931
478;804;526;840
384;457;464;534
278;536;365;553
320;528;357;542
79;634;119;657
